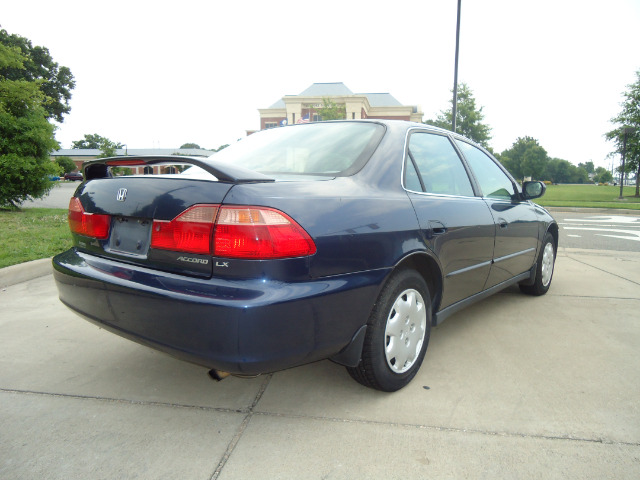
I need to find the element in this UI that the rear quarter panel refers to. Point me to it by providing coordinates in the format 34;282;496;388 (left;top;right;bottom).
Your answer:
222;178;424;278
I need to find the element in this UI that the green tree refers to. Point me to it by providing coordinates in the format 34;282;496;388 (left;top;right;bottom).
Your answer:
500;137;548;180
521;144;548;179
315;97;346;121
578;161;595;174
0;28;75;123
72;133;123;150
605;69;640;196
55;156;77;173
544;158;590;184
0;42;59;208
593;166;613;184
180;143;201;149
424;83;492;148
569;165;590;184
96;139;119;158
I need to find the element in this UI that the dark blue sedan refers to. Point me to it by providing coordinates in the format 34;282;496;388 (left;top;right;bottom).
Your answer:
53;120;557;391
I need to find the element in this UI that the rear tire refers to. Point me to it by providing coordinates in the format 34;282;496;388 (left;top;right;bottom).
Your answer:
520;232;556;296
347;269;431;392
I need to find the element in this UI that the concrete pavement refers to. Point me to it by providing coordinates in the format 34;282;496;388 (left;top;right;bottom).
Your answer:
1;248;639;479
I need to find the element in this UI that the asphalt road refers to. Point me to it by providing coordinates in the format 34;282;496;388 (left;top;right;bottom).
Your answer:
23;181;79;209
550;209;640;253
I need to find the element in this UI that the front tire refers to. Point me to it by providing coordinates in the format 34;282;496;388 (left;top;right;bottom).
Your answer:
347;269;431;392
520;232;556;296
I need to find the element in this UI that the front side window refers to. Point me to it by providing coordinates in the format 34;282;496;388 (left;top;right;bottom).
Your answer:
406;132;474;197
456;141;515;200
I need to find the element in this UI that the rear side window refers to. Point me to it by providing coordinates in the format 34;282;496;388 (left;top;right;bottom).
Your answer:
456;141;516;200
406;132;474;197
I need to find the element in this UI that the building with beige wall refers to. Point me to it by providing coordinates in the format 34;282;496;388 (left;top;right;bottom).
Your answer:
258;82;423;130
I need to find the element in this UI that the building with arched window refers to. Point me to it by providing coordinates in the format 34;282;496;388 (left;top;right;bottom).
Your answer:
257;82;423;130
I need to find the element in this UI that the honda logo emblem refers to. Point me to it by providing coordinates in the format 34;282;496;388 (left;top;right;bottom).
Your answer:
116;188;128;202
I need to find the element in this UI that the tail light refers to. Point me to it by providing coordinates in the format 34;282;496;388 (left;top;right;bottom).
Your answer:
68;198;110;239
151;205;316;259
214;206;316;259
151;205;218;255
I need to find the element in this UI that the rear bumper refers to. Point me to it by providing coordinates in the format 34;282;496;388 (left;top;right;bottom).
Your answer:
52;249;387;374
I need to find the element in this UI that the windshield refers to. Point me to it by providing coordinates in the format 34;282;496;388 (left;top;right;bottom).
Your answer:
206;122;385;177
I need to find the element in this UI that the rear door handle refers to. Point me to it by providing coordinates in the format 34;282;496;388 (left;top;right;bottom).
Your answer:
498;218;508;229
429;220;447;235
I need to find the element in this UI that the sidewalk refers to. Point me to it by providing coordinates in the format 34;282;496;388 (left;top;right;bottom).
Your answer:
1;249;639;479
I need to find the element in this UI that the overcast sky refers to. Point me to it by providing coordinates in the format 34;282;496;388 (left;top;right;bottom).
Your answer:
3;0;639;168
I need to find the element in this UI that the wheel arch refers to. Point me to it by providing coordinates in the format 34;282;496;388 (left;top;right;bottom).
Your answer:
547;221;559;251
331;250;443;368
394;251;443;325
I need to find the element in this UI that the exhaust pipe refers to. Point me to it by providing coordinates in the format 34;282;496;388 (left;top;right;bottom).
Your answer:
208;369;261;381
208;369;231;381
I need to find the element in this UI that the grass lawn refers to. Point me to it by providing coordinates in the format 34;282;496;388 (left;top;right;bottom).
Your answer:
536;184;640;210
0;208;71;269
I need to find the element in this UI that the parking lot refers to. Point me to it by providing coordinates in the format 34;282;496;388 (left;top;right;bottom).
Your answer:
1;247;639;479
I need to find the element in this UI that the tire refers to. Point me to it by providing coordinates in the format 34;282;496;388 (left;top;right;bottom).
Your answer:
520;232;556;296
347;269;431;392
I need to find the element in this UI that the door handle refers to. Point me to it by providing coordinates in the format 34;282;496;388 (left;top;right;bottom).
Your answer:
498;218;508;229
429;220;447;235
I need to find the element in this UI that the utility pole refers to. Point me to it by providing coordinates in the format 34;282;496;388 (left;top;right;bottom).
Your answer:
452;0;462;133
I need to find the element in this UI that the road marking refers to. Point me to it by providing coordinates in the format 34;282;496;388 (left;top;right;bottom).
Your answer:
559;223;640;228
567;234;582;238
562;226;640;242
562;216;640;224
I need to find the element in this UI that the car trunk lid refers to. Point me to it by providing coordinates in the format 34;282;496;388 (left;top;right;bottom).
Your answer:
71;156;276;277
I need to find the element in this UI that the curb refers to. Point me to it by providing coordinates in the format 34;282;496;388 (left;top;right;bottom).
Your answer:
0;258;53;288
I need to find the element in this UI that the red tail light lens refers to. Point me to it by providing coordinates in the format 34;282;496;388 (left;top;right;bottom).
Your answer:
151;205;218;255
214;207;316;259
150;204;316;259
68;198;111;239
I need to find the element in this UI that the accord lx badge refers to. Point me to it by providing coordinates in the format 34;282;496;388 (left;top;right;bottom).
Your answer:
177;256;209;265
116;188;128;202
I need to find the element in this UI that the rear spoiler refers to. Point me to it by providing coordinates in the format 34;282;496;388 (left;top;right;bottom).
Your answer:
82;155;275;184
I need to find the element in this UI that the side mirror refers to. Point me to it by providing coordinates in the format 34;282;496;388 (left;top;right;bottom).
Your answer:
522;181;546;200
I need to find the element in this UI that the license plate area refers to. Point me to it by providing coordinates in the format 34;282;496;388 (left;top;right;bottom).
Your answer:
106;216;152;257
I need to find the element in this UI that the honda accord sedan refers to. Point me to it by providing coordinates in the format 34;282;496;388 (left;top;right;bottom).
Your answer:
53;120;557;391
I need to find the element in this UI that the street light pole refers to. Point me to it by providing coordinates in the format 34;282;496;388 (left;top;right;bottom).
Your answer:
618;127;632;199
452;0;462;133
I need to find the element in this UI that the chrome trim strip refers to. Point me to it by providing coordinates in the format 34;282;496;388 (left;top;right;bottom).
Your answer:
446;247;536;278
446;260;492;278
493;248;536;264
434;271;531;325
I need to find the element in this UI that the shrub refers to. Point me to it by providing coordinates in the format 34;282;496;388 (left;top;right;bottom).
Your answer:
55;156;77;173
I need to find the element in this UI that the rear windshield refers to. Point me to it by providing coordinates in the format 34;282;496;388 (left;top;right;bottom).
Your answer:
210;122;385;176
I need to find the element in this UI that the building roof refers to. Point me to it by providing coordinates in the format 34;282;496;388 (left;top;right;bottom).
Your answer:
361;93;402;107
298;82;354;97
51;148;214;157
267;82;404;109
